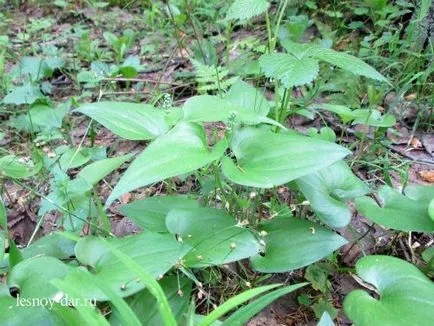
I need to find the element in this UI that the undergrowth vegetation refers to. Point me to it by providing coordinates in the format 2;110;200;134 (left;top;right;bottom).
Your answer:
0;0;433;325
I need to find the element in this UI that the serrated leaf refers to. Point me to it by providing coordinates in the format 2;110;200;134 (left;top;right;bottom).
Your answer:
309;46;389;83
222;127;350;188
106;122;228;207
225;0;270;21
296;161;370;228
260;53;319;88
250;218;347;272
344;255;434;326
75;102;170;140
356;185;434;232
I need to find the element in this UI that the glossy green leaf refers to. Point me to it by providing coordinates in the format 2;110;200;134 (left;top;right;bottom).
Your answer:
250;218;347;272
111;276;192;325
119;196;200;232
51;277;109;326
165;207;260;267
0;283;62;325
222;127;350;188
296;161;369;227
22;232;76;261
344;255;434;326
75;102;170;140
106;122;228;207
69;153;133;193
222;283;308;325
64;269;141;326
404;184;434;205
182;90;279;127
356;186;434;232
225;0;270;21
100;237;177;326
74;231;190;300
8;256;72;299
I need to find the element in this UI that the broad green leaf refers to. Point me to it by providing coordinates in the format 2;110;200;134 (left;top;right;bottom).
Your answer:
356;186;434;232
422;247;434;264
165;207;260;267
198;284;282;326
223;80;270;116
222;283;308;325
51;277;109;326
182;94;279;127
74;231;190;300
2;85;43;105
225;0;270;21
352;109;396;127
344;255;434;326
404;184;434;205
64;269;141;326
69;153;133;193
111;276;192;325
0;283;62;325
259;53;319;88
222;127;350;188
119;196;200;232
309;47;389;83
8;256;72;299
75;102;170;140
100;237;177;326
250;218;347;272
58;147;91;170
0;155;39;178
296;161;369;228
106;122;228;207
23;232;76;261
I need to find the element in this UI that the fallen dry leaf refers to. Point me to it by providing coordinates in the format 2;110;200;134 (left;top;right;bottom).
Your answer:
410;137;423;149
419;170;434;183
405;93;417;101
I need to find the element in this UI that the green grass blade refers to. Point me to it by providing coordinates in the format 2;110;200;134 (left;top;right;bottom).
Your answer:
198;284;282;326
100;237;177;326
222;283;308;325
51;278;109;326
